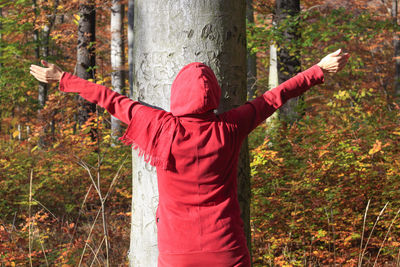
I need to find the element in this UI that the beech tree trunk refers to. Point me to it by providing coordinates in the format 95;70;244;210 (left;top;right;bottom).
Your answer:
76;0;96;126
110;0;125;142
129;1;248;266
276;0;302;123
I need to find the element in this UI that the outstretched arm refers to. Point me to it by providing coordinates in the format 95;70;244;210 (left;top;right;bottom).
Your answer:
30;60;137;124
222;49;350;137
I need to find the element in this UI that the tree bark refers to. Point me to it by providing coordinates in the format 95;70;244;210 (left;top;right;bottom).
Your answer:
265;43;279;132
129;1;248;266
246;0;257;100
393;0;400;96
275;0;302;123
76;0;96;126
111;0;125;142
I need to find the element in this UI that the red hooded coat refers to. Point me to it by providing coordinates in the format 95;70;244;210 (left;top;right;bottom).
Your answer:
59;63;324;267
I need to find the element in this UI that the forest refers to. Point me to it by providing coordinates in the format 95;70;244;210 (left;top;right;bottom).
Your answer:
1;0;400;266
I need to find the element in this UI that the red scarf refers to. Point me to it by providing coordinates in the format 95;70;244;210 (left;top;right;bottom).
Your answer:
119;62;221;169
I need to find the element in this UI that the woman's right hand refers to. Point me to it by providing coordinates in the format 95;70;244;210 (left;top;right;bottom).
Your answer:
317;49;350;74
30;60;64;83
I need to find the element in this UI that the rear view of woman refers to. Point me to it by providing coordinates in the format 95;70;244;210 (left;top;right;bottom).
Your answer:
30;49;349;267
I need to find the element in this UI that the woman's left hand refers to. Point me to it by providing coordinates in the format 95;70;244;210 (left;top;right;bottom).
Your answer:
317;49;350;74
30;60;64;83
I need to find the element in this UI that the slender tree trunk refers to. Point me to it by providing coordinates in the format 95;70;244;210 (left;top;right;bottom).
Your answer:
38;24;50;108
76;0;96;126
129;1;248;266
393;0;400;96
32;0;48;146
32;0;45;107
111;0;125;142
128;0;134;98
275;0;301;123
33;0;59;146
246;0;257;99
266;43;279;132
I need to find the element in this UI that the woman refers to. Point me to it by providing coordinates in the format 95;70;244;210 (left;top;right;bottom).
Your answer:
30;49;349;267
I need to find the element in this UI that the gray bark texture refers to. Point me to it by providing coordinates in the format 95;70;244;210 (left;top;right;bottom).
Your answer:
246;0;257;99
275;0;302;123
111;0;125;141
393;0;400;96
129;1;249;266
76;0;96;126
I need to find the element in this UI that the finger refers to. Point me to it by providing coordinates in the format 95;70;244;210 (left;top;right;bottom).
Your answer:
30;69;49;80
330;49;342;57
30;70;46;80
30;71;49;83
30;65;47;73
29;68;47;78
41;60;50;67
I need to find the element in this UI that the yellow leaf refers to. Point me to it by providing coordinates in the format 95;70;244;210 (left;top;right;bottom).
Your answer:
369;140;382;155
12;130;20;138
31;146;39;153
73;14;80;26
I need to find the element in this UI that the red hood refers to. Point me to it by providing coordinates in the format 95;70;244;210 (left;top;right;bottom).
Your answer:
170;62;221;116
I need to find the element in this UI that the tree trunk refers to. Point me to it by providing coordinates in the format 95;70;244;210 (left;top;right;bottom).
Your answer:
76;0;96;126
33;0;59;146
266;43;279;131
393;0;400;96
38;23;50;108
111;0;125;142
275;0;301;123
246;0;257;99
129;1;248;266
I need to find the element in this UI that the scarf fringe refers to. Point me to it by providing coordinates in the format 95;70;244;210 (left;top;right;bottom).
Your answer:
119;135;169;170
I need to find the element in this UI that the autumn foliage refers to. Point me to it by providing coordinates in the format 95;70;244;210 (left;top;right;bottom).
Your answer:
1;0;400;266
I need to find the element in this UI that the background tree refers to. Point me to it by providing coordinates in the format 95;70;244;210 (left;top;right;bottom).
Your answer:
129;0;249;265
392;0;400;96
76;0;96;127
110;0;125;142
33;0;59;146
275;0;301;123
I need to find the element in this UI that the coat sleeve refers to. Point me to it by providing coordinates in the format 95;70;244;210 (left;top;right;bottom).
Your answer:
59;72;138;124
220;65;325;139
